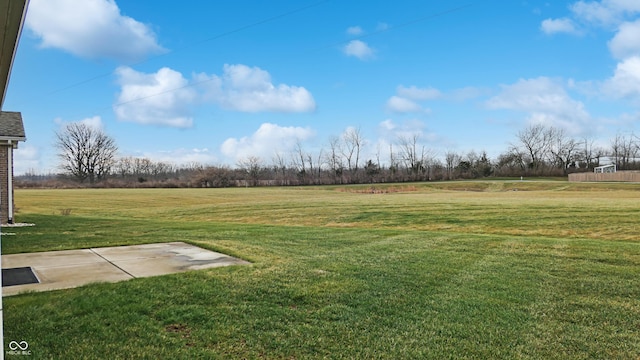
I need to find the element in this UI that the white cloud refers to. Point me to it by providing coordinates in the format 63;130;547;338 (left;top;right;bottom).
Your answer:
114;64;315;127
486;77;591;134
346;26;364;36
487;78;584;113
221;123;315;161
79;116;104;130
25;0;164;62
385;84;489;116
379;119;396;132
397;85;442;101
570;0;640;26
618;111;640;124
608;20;640;59
386;96;423;113
343;40;375;60
571;1;619;25
614;0;640;12
54;115;104;130
602;56;640;101
14;145;43;175
114;66;197;128
546;1;640;111
540;18;580;34
137;148;218;166
199;64;316;113
378;119;427;140
385;85;442;114
376;22;390;31
375;119;445;165
449;86;490;101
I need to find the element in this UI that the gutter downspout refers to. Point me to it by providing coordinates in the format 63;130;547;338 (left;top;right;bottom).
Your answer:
7;143;13;224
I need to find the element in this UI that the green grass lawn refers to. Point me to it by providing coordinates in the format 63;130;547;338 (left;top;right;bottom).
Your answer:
4;181;640;359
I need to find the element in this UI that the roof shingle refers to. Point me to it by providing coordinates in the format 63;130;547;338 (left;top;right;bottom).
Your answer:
0;111;25;139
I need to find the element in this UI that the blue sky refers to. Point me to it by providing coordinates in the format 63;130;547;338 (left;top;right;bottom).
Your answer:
5;0;640;174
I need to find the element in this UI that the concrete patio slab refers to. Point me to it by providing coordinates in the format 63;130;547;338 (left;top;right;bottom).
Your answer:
3;249;103;268
2;242;249;296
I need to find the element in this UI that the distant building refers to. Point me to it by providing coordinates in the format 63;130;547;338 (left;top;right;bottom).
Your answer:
0;111;25;223
594;164;616;174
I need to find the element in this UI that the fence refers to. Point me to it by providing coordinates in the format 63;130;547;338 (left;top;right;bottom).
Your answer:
568;171;640;182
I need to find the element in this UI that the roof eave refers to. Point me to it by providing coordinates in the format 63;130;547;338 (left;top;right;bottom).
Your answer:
0;136;25;142
0;0;30;110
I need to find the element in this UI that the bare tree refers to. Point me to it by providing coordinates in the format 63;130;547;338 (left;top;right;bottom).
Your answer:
475;151;493;177
397;134;430;179
115;157;133;178
610;133;639;170
513;124;553;171
134;158;152;177
444;151;459;180
313;147;324;184
55;122;118;183
364;159;380;182
342;127;365;175
237;156;263;186
388;144;400;181
548;127;579;173
326;136;344;184
306;152;316;185
272;151;289;185
151;161;174;178
196;165;232;188
579;137;602;170
291;140;308;184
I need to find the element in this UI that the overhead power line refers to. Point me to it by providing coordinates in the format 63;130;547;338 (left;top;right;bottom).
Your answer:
111;3;474;111
319;3;473;51
47;0;332;96
51;2;474;119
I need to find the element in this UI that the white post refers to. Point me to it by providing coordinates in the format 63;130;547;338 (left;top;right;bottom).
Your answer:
7;146;12;224
1;226;4;360
1;152;4;360
0;145;7;360
1;145;10;359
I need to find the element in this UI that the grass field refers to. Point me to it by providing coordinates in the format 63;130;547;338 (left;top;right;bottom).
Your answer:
4;181;640;359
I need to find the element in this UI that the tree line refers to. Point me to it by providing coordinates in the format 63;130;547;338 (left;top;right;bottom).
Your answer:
17;122;640;188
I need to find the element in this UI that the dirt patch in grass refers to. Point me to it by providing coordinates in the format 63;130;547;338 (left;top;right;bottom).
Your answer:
165;323;193;346
337;185;418;194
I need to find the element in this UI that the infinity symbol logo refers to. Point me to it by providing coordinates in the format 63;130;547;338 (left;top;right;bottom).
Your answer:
8;341;28;351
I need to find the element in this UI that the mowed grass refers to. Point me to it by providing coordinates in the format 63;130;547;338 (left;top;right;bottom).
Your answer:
4;181;640;359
